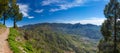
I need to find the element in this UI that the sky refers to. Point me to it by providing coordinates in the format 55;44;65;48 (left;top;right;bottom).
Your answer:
4;0;109;27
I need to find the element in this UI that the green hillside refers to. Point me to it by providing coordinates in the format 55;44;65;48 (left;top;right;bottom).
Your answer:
22;23;102;40
8;23;101;53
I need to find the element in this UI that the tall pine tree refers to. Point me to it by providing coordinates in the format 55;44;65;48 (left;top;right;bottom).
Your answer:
9;0;23;28
0;0;8;16
0;0;9;25
98;0;120;53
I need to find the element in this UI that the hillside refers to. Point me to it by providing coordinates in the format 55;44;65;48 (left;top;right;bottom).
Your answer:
8;23;102;53
22;23;102;40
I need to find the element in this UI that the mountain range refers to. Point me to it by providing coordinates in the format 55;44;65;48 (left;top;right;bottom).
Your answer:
22;23;102;40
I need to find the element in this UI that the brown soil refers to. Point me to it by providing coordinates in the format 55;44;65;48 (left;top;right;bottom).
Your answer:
0;28;13;53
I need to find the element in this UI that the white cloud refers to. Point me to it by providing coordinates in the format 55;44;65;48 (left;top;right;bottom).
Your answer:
28;16;34;19
79;17;106;25
50;0;85;12
34;9;44;13
42;0;108;12
50;8;60;12
42;0;61;6
17;3;34;19
18;3;29;17
60;17;106;25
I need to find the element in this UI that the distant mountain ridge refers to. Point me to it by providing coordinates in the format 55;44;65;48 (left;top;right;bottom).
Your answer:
21;23;102;40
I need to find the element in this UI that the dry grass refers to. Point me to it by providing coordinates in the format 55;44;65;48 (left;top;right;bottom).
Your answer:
0;24;6;34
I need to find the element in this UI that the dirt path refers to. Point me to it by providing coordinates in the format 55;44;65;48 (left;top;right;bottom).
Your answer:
0;28;12;53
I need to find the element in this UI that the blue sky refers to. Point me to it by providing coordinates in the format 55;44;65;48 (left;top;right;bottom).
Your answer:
5;0;109;27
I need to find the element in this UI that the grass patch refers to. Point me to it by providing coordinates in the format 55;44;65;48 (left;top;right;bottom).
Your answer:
0;24;6;27
8;28;22;53
8;28;34;53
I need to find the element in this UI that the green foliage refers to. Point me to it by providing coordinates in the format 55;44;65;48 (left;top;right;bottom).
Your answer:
9;0;23;28
0;0;23;27
8;28;21;53
0;0;9;17
98;0;120;53
0;0;9;25
101;20;112;41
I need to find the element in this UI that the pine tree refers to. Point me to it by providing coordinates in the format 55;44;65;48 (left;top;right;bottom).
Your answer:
98;0;120;53
0;0;9;25
0;0;8;16
9;0;23;28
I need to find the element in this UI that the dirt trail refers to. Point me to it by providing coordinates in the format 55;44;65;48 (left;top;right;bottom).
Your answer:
0;28;12;53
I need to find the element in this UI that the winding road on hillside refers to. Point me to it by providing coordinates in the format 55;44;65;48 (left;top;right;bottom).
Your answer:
0;28;12;53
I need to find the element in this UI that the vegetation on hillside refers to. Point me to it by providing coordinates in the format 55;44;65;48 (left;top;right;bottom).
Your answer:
22;23;102;40
8;28;33;53
8;28;21;53
8;23;101;53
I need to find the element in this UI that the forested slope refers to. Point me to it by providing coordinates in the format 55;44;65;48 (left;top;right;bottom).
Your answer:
8;23;102;53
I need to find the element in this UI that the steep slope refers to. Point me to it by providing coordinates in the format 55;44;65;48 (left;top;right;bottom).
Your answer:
21;23;101;53
8;23;102;53
21;28;97;53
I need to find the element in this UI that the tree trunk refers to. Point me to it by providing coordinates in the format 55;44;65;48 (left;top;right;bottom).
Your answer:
13;18;16;28
3;13;5;25
3;17;5;25
114;4;117;53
